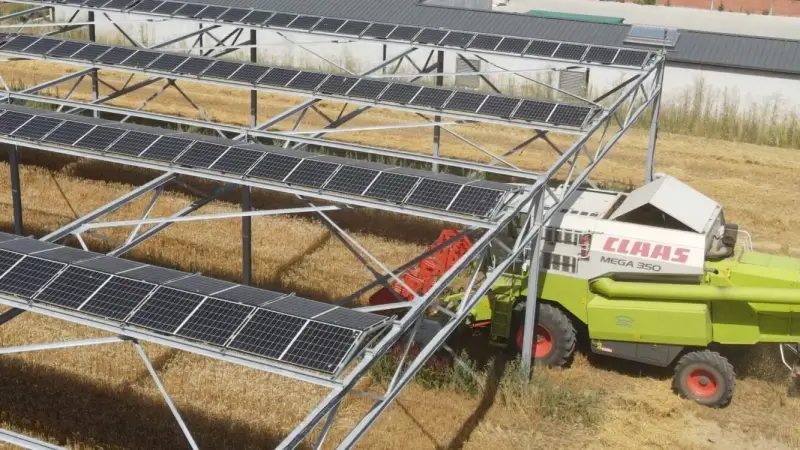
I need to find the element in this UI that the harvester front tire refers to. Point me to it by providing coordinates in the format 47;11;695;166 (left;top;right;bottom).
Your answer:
513;302;576;367
672;350;735;408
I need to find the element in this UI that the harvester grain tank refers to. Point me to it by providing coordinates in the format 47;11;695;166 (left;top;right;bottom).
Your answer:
371;173;800;407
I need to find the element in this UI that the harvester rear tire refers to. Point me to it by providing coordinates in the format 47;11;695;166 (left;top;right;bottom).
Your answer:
513;302;576;367
672;350;735;408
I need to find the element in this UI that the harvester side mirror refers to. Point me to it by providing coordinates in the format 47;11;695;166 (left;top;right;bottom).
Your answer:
579;234;592;259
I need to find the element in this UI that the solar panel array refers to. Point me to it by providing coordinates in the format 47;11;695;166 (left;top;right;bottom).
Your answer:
0;232;390;374
0;104;516;219
32;0;653;69
0;33;600;129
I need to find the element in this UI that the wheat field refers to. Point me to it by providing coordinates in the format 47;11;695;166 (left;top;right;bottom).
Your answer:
0;58;800;449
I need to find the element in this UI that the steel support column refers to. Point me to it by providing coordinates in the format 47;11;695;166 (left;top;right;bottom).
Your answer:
243;28;257;286
432;50;443;173
8;144;23;235
520;189;546;377
88;10;98;118
645;57;665;183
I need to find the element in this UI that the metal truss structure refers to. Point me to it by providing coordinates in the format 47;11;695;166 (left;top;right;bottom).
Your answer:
0;2;666;449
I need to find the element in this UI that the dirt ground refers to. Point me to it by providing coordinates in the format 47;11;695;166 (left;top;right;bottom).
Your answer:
0;60;799;449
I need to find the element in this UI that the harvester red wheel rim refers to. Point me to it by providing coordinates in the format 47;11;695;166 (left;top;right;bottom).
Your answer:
516;324;553;359
686;369;718;398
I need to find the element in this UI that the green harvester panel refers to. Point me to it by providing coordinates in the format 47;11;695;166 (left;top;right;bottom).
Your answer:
587;297;711;346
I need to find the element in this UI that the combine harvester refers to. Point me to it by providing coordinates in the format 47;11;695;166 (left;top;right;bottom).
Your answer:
371;173;800;408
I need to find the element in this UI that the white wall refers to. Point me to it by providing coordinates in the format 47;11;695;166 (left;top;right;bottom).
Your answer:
50;8;800;117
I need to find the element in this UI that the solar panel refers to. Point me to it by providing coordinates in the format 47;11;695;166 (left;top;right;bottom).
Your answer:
9;116;62;140
103;0;136;9
313;18;345;33
173;3;205;18
405;178;462;210
229;309;309;363
164;274;237;296
74;126;127;151
467;34;502;51
409;87;452;109
315;307;386;331
512;100;557;122
614;49;648;67
364;172;419;203
47;41;86;58
218;7;250;22
477;96;520;118
174;57;213;75
25;38;61;55
258;68;300;87
62;0;86;5
0;237;59;254
0;233;18;244
97;47;136;65
1;35;38;52
317;75;358;95
0;250;23;276
525;40;558;57
240;10;272;25
265;13;296;27
127;287;205;333
549;104;593;128
281;321;357;373
120;50;161;68
148;54;188;72
214;284;284;306
79;276;155;320
73;44;112;61
130;0;162;13
0;256;64;298
337;20;370;36
362;23;396;39
378;84;421;104
196;5;227;20
151;1;183;15
43;121;95;146
286;71;327;90
284;159;339;188
322;165;379;195
347;80;389;99
415;29;449;45
74;255;146;274
247;153;301;181
388;26;421;41
444;91;487;113
495;37;529;54
122;264;189;284
264;296;334;319
85;0;110;6
176;298;253;345
174;141;229;168
139;136;193;162
287;15;321;30
584;46;618;65
553;43;588;61
106;131;159;156
228;65;269;84
449;185;505;217
209;147;263;174
0;111;33;134
35;266;109;310
201;60;243;80
34;245;99;264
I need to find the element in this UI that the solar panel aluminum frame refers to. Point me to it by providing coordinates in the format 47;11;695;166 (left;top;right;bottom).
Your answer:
48;1;654;69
